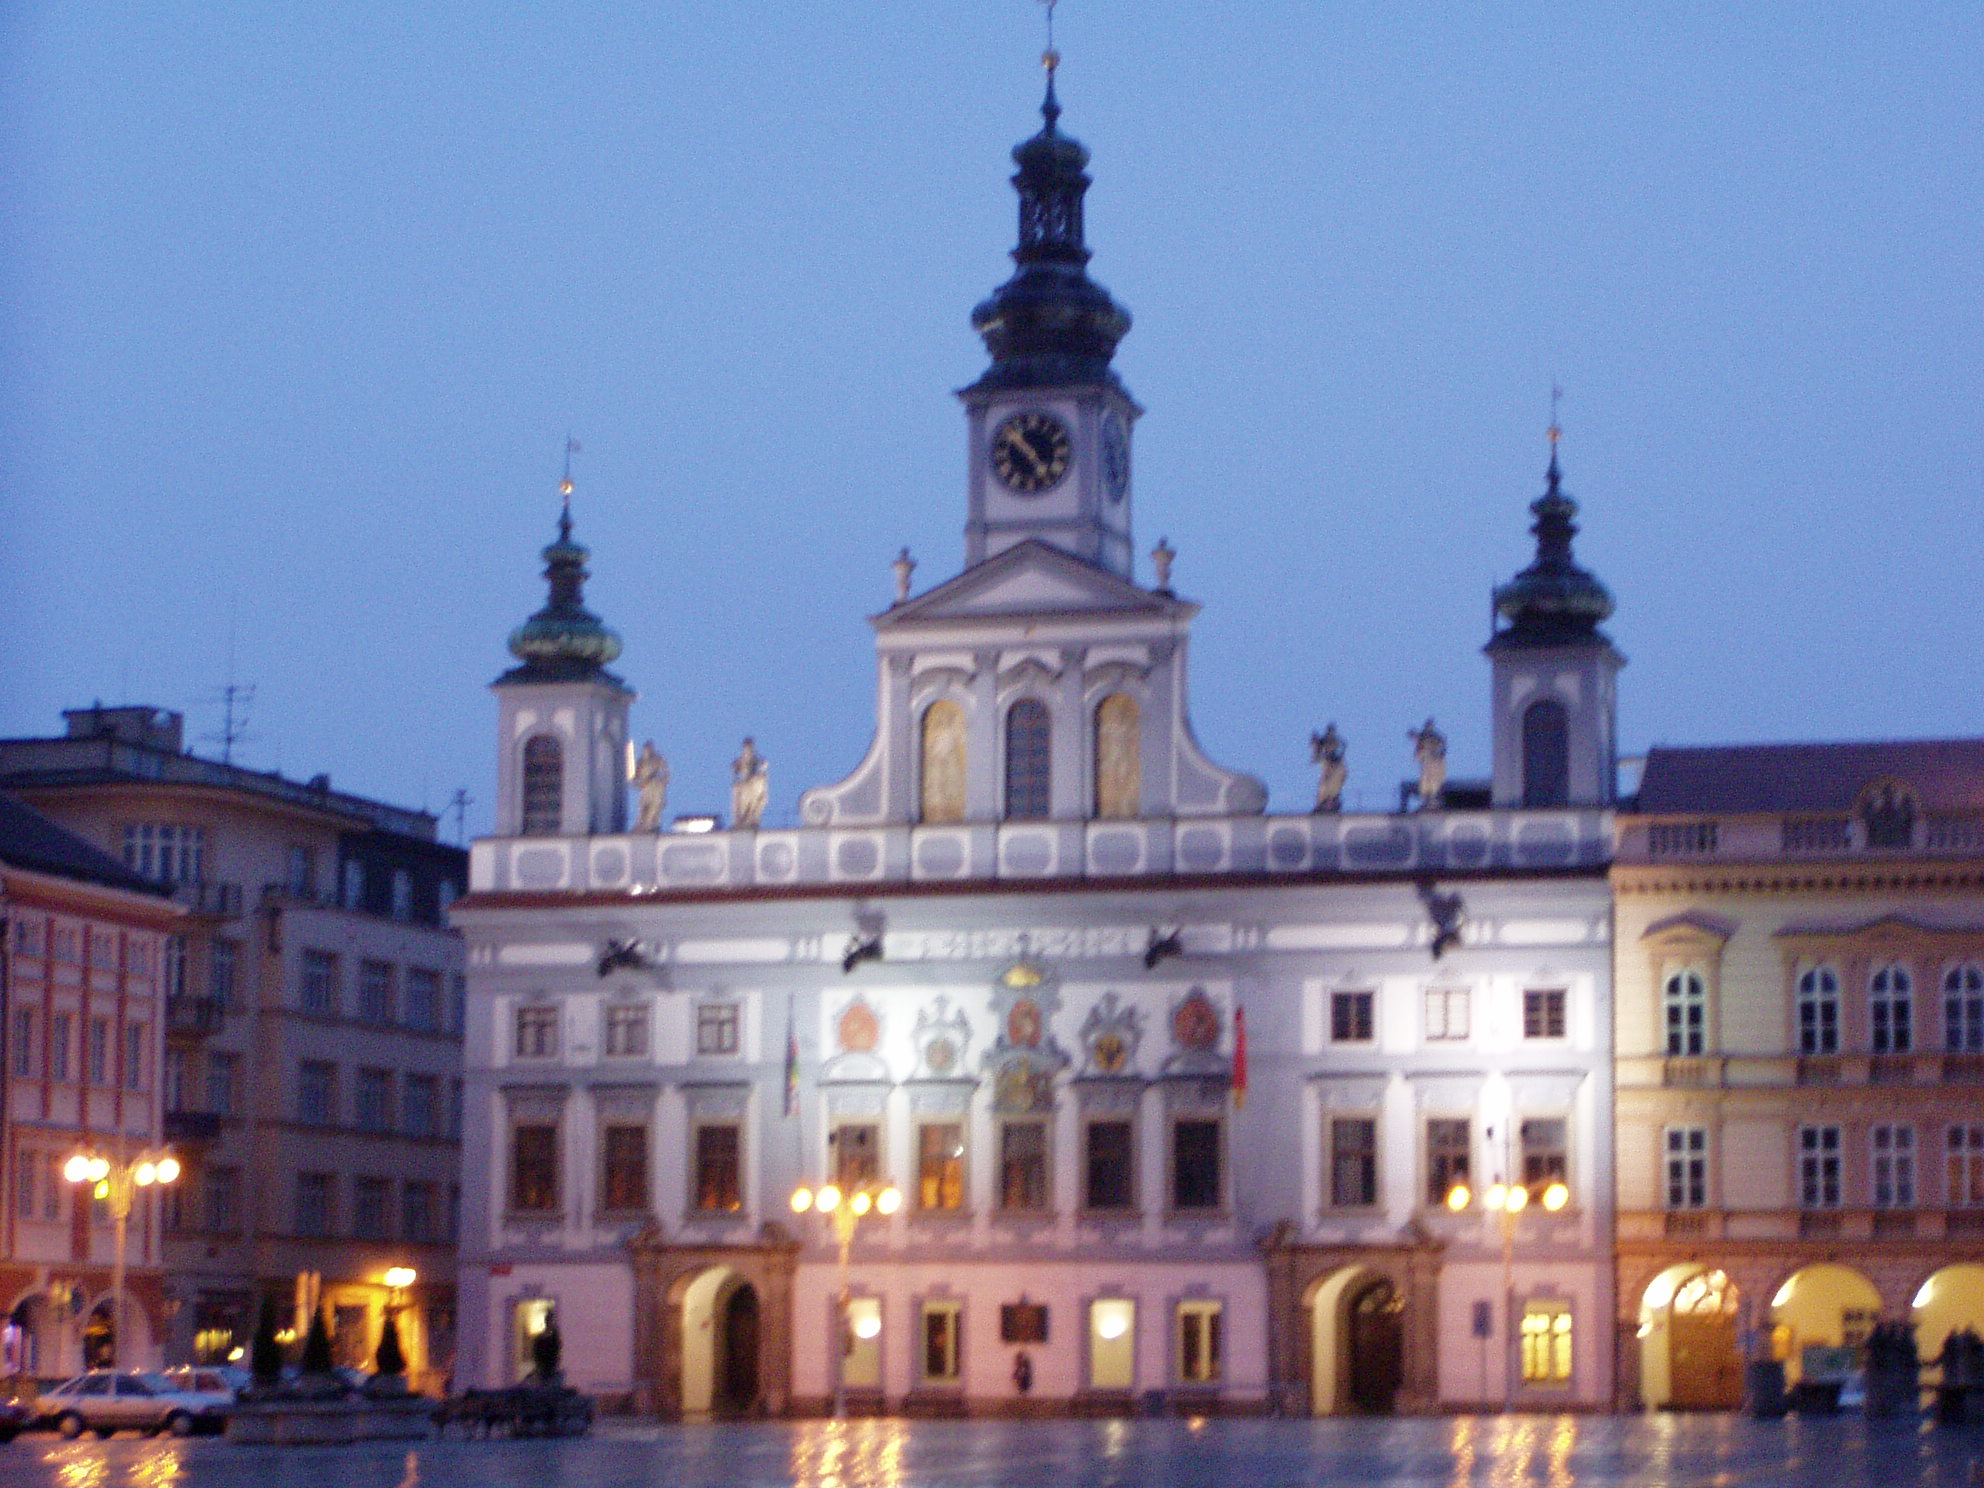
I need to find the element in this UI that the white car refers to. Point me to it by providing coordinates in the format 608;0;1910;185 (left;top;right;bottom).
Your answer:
38;1370;231;1437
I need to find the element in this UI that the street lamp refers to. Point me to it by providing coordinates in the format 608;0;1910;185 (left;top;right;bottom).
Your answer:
64;1147;180;1370
383;1267;417;1311
790;1178;901;1419
1445;1175;1569;1409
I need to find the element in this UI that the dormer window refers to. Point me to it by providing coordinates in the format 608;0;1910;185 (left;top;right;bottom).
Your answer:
520;735;563;836
1004;700;1051;820
1859;780;1918;850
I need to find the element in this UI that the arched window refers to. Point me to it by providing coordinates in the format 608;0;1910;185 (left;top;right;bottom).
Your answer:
520;735;564;836
1522;698;1570;808
1796;966;1840;1055
1004;700;1052;820
1093;693;1141;819
1945;964;1984;1053
1663;969;1706;1056
1869;964;1913;1054
919;700;967;824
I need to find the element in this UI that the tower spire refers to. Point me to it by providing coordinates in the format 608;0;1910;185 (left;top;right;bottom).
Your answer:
1489;406;1614;646
499;448;623;683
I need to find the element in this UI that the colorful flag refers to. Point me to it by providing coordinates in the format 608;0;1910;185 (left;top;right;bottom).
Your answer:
783;994;799;1118
1232;1004;1249;1109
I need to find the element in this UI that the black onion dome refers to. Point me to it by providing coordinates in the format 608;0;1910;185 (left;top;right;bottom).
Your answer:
966;71;1132;394
1488;448;1616;650
498;503;625;685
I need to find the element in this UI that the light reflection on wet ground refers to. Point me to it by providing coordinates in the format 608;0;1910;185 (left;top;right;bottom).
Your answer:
6;1414;1984;1488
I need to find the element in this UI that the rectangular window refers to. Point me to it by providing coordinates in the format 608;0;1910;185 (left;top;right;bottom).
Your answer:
696;1002;740;1056
300;950;339;1016
999;1120;1049;1212
295;1172;334;1238
1799;1125;1842;1209
52;926;78;963
1177;1300;1223;1384
921;1302;962;1383
1871;971;1913;1054
1425;986;1471;1042
1331;990;1375;1043
163;1046;188;1111
49;1013;71;1081
1948;971;1984;1052
1949;1125;1984;1209
918;1122;965;1211
1523;988;1568;1040
124;1024;147;1090
1087;1300;1131;1389
205;1167;240;1233
1084;1119;1134;1211
87;1018;109;1085
403;1074;439;1137
11;1008;34;1077
298;1060;336;1125
14;916;44;957
694;1124;742;1212
1426;1118;1471;1206
352;1177;390;1240
402;1181;436;1243
163;936;186;997
1330;1117;1379;1207
14;1150;37;1221
1520;1118;1569;1190
509;1124;559;1212
288;845;316;898
514;1004;558;1059
449;1078;463;1138
358;960;396;1024
1172;1119;1222;1210
1520;1303;1574;1384
209;939;239;1009
602;1124;649;1212
207;1052;239;1116
451;975;467;1033
831;1123;880;1189
1664;1126;1707;1210
122;823;205;884
404;968;443;1031
355;1068;392;1132
605;1003;651;1058
1872;1124;1916;1209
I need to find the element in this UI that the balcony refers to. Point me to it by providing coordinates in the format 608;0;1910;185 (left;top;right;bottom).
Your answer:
166;995;223;1037
1662;1057;1723;1088
163;1110;224;1143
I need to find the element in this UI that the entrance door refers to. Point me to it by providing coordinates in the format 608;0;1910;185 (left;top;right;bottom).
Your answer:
1670;1309;1742;1409
1347;1278;1403;1414
716;1284;760;1415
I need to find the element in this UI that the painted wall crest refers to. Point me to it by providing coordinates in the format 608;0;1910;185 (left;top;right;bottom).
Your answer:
985;961;1069;1113
1079;992;1143;1078
912;996;973;1080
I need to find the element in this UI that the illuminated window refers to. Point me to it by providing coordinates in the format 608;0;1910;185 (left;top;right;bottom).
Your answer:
842;1298;882;1389
831;1123;880;1189
918;1123;964;1211
1520;1118;1568;1190
601;1124;649;1212
999;1120;1049;1211
694;1125;742;1212
1088;1299;1135;1390
1177;1300;1223;1384
1520;1303;1573;1384
1426;1118;1470;1206
509;1124;559;1212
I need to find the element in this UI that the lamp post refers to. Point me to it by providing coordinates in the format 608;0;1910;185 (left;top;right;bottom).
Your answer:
64;1147;180;1370
384;1266;417;1313
790;1178;901;1419
1444;1173;1569;1410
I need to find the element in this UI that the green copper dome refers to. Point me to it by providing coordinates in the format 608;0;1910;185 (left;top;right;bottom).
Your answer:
498;503;624;684
1488;448;1615;650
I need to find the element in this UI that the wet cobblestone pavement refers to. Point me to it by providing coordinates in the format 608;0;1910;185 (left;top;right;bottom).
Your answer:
8;1414;1984;1488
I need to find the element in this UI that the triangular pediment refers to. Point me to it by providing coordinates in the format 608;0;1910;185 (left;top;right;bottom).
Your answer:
878;540;1185;628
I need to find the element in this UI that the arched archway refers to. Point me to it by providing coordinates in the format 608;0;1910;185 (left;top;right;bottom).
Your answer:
1912;1264;1984;1380
1637;1265;1742;1410
678;1266;737;1417
1305;1265;1404;1415
4;1294;49;1376
1768;1263;1881;1384
718;1282;761;1414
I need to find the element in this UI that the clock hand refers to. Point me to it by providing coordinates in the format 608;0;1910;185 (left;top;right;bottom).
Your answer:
1016;435;1049;480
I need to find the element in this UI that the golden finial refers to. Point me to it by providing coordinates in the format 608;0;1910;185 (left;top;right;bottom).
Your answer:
1040;0;1060;74
1547;384;1563;446
560;435;580;498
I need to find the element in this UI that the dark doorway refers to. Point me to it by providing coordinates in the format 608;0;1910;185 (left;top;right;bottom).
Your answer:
1347;1277;1403;1414
716;1283;760;1415
82;1302;116;1369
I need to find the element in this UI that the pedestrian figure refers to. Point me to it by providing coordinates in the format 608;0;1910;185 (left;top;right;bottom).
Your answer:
1012;1350;1033;1396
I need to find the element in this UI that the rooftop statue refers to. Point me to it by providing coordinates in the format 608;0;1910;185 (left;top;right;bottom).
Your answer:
732;738;769;830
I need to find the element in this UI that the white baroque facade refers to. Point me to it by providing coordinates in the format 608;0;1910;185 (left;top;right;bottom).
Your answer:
453;73;1623;1416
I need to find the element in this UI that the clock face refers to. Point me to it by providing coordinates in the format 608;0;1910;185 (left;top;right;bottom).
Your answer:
1101;413;1130;503
990;411;1072;495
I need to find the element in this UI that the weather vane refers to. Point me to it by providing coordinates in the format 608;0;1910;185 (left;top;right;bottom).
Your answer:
1040;0;1059;73
1548;384;1563;446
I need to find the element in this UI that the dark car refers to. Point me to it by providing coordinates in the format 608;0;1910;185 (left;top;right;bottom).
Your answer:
0;1392;31;1442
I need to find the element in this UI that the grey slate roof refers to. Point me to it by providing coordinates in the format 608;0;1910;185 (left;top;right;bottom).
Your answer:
1635;740;1984;816
0;791;169;896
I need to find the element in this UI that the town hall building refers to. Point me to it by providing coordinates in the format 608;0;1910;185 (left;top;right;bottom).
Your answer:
451;63;1625;1416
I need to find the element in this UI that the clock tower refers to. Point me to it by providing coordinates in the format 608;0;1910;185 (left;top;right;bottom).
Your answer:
962;61;1140;579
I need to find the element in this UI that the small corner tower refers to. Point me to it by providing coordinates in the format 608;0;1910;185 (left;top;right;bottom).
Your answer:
961;54;1141;578
1486;431;1624;808
491;473;632;837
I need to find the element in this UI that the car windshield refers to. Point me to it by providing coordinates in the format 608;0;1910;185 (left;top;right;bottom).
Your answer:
135;1373;175;1392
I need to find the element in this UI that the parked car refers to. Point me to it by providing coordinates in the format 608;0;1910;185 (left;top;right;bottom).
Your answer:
0;1391;32;1442
37;1370;231;1437
162;1365;250;1400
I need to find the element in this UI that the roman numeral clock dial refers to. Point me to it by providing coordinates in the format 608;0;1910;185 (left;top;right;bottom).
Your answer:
990;411;1072;495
